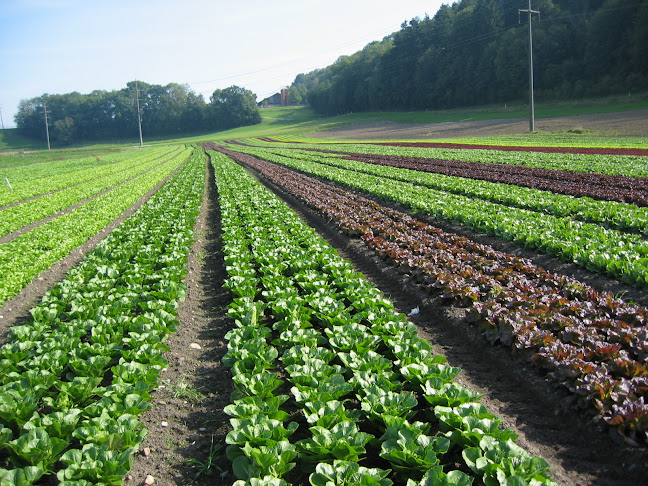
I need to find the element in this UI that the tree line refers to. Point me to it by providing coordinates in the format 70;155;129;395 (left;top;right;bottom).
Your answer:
289;0;648;115
14;82;261;144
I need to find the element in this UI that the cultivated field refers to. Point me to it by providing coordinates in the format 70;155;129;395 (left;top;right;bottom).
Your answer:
0;109;647;485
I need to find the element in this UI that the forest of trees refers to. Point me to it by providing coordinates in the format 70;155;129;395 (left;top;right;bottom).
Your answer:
14;83;261;144
290;0;648;115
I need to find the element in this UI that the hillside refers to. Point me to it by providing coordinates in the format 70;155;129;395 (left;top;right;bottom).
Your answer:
309;108;648;140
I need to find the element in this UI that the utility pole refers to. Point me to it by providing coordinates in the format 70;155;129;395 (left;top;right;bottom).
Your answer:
520;0;540;132
134;80;144;147
44;102;51;150
0;106;4;130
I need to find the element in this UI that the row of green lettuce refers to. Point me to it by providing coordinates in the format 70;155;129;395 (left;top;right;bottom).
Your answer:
242;138;648;178
211;150;557;486
0;145;179;206
235;146;648;237
270;133;648;150
0;145;187;238
0;147;204;485
221;143;648;290
0;145;193;306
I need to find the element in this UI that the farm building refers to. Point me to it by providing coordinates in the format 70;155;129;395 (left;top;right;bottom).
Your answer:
259;88;290;106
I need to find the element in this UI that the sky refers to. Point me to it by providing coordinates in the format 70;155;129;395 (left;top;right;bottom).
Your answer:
0;0;446;129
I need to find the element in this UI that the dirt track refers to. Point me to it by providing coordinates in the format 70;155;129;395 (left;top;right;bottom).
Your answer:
309;109;648;139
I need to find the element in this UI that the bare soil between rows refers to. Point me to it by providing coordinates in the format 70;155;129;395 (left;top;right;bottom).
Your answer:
0;114;646;485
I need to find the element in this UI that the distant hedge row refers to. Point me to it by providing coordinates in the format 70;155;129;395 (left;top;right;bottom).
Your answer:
14;83;261;144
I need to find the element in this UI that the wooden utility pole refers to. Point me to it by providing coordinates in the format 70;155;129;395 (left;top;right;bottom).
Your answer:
44;102;51;150
0;106;4;130
520;0;540;132
134;80;144;147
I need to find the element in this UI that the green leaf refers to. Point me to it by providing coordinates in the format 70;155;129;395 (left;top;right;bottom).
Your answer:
360;386;418;422
224;395;290;422
54;377;103;407
463;438;555;485
226;416;298;446
0;424;13;446
350;370;403;392
309;460;392;486
380;427;450;472
7;428;69;470
401;362;462;385
240;440;298;479
297;421;373;463
72;415;147;452
231;355;275;376
23;409;82;439
406;466;474;486
462;447;483;472
232;372;283;400
280;345;335;367
291;374;353;404
0;391;39;429
83;393;151;418
57;445;133;484
303;400;361;428
0;466;45;486
233;477;289;486
232;455;255;481
423;379;482;407
67;355;114;379
286;360;346;387
30;305;59;323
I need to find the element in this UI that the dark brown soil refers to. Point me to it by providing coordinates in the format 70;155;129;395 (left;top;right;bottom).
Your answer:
125;159;235;486
308;109;648;139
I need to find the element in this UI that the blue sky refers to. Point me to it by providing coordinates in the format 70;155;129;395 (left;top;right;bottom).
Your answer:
0;0;444;128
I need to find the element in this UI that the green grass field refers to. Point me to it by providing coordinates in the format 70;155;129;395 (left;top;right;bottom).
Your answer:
0;129;47;151
2;93;647;153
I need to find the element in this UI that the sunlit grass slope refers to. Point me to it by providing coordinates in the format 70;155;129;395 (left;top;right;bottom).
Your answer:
2;93;647;152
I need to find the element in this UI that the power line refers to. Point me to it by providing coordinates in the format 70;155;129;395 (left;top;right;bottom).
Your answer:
190;23;402;87
198;2;643;111
193;4;522;101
